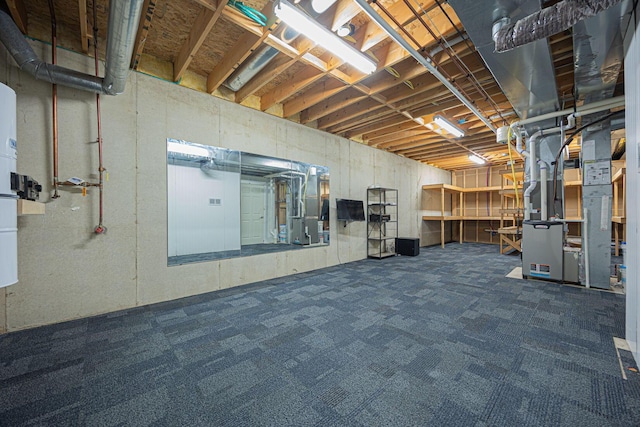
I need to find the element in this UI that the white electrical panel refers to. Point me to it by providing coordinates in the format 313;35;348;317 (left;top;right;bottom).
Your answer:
0;82;18;287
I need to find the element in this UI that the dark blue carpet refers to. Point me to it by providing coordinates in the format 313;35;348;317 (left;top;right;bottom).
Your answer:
1;243;639;426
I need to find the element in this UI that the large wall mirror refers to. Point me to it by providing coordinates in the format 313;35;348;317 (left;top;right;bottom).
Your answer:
167;139;330;265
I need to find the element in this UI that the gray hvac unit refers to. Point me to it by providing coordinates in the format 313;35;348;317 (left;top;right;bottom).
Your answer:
522;220;564;282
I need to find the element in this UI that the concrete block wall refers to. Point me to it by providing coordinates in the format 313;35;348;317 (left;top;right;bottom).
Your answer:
0;40;450;332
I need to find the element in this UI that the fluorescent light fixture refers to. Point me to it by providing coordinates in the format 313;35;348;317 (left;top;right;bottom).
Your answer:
434;115;465;138
468;154;486;165
311;0;337;13
274;0;376;74
167;141;211;157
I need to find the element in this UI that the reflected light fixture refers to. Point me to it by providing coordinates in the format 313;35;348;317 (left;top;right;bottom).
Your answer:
311;0;337;13
434;115;465;138
274;0;376;74
468;154;486;165
337;23;355;37
167;141;211;157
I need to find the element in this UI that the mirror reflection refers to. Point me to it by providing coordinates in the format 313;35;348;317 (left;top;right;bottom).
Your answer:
167;139;329;265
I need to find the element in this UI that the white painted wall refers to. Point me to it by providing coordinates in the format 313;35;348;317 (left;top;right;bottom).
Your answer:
624;11;639;363
0;39;450;332
167;164;241;256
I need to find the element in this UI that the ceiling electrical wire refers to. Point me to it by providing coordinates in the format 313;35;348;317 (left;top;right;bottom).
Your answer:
229;0;267;26
373;1;487;124
408;0;509;126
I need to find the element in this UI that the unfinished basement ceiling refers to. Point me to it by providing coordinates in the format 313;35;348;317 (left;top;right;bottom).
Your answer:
3;0;629;170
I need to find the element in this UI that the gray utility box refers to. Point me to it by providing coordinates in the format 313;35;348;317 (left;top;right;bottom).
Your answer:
563;247;581;284
522;220;564;282
290;217;319;245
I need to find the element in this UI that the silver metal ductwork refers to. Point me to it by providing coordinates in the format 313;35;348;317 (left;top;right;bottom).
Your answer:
493;0;623;53
223;46;280;92
223;26;299;92
0;0;144;95
573;1;631;103
449;0;559;127
102;0;146;95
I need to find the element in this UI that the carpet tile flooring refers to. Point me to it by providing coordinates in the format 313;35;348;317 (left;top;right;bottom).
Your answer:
1;243;639;426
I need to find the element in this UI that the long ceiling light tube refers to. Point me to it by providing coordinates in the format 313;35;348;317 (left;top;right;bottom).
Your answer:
353;0;497;133
468;154;486;164
274;0;377;74
434;115;464;138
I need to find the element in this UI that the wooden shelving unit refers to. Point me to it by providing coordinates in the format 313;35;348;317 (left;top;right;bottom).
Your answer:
422;183;463;248
612;166;626;256
499;168;523;254
422;161;627;254
422;166;506;248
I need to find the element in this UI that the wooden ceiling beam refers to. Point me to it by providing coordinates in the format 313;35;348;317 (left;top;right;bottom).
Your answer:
279;3;468;123
317;98;388;129
6;0;27;34
382;60;489;106
369;129;431;145
261;67;328;111
379;136;444;151
344;115;422;139
398;137;497;156
337;97;460;139
78;0;89;54
363;121;426;140
174;0;228;82
328;107;398;134
285;36;473;119
412;145;498;161
337;94;470;140
131;0;157;69
357;0;454;53
310;59;488;130
283;78;345;118
369;130;432;147
329;96;452;136
300;87;372;123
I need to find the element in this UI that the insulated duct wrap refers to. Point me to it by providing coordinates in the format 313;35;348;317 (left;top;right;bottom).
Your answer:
494;0;622;53
103;0;145;95
0;0;144;95
0;10;104;93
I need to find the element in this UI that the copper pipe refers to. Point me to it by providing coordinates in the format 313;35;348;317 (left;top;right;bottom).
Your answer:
93;0;106;233
59;182;101;187
48;0;60;198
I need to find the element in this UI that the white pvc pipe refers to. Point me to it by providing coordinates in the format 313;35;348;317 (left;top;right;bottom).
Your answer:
510;96;624;129
583;207;590;289
517;114;577;221
523;131;541;220
540;161;548;221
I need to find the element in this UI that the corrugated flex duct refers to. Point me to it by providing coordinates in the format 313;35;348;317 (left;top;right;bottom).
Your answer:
0;0;143;95
493;0;622;53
